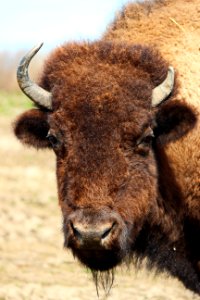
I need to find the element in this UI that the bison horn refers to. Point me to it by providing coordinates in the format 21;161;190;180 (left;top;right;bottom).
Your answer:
17;43;52;110
151;66;175;107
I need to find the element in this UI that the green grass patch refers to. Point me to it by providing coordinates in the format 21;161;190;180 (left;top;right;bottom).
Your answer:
0;90;33;116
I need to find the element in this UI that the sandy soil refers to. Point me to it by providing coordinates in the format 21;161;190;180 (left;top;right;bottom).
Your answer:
0;115;199;300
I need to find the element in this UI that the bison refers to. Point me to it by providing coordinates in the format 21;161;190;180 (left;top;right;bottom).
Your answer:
14;40;200;294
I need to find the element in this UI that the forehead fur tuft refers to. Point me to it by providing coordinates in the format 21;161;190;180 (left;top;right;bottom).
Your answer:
39;41;176;111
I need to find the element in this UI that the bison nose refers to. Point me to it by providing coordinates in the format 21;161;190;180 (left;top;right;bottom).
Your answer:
70;221;116;248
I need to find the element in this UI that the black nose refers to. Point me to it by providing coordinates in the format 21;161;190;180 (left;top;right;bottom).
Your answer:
70;221;116;248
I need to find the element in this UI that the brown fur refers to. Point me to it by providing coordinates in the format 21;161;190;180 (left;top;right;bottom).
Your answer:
14;0;200;295
105;0;200;220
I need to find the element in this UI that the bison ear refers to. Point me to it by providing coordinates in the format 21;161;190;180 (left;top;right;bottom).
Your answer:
14;109;51;148
153;101;197;145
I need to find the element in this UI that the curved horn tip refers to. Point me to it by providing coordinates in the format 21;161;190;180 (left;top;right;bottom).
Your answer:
18;42;44;70
33;42;44;53
151;66;175;107
26;43;44;60
168;66;175;80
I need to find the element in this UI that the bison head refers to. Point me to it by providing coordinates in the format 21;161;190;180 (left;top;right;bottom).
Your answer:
14;41;196;274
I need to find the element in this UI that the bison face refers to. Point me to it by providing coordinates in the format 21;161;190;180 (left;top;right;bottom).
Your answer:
14;42;196;272
46;99;158;271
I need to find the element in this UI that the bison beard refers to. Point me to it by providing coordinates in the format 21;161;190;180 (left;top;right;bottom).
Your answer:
14;39;200;295
63;210;133;293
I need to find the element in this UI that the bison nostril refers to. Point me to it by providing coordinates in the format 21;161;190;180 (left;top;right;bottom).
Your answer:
70;221;82;239
101;222;116;239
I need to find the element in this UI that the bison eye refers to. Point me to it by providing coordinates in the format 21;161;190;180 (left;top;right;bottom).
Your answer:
136;127;154;145
135;127;154;156
46;133;60;148
139;134;154;146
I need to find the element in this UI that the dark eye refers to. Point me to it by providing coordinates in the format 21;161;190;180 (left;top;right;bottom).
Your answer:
135;127;154;156
46;133;59;148
138;134;153;146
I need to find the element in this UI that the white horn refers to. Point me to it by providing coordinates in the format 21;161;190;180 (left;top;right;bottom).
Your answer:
152;66;175;107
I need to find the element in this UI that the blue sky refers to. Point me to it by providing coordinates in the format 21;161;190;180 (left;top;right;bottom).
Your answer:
0;0;130;53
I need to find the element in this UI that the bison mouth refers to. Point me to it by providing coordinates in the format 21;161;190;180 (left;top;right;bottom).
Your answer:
70;247;126;271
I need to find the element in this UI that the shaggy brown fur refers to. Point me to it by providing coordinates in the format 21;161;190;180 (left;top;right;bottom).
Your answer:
14;0;200;296
104;0;200;106
105;0;200;221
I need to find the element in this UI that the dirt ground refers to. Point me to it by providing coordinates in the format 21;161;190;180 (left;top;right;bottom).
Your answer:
0;113;199;300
